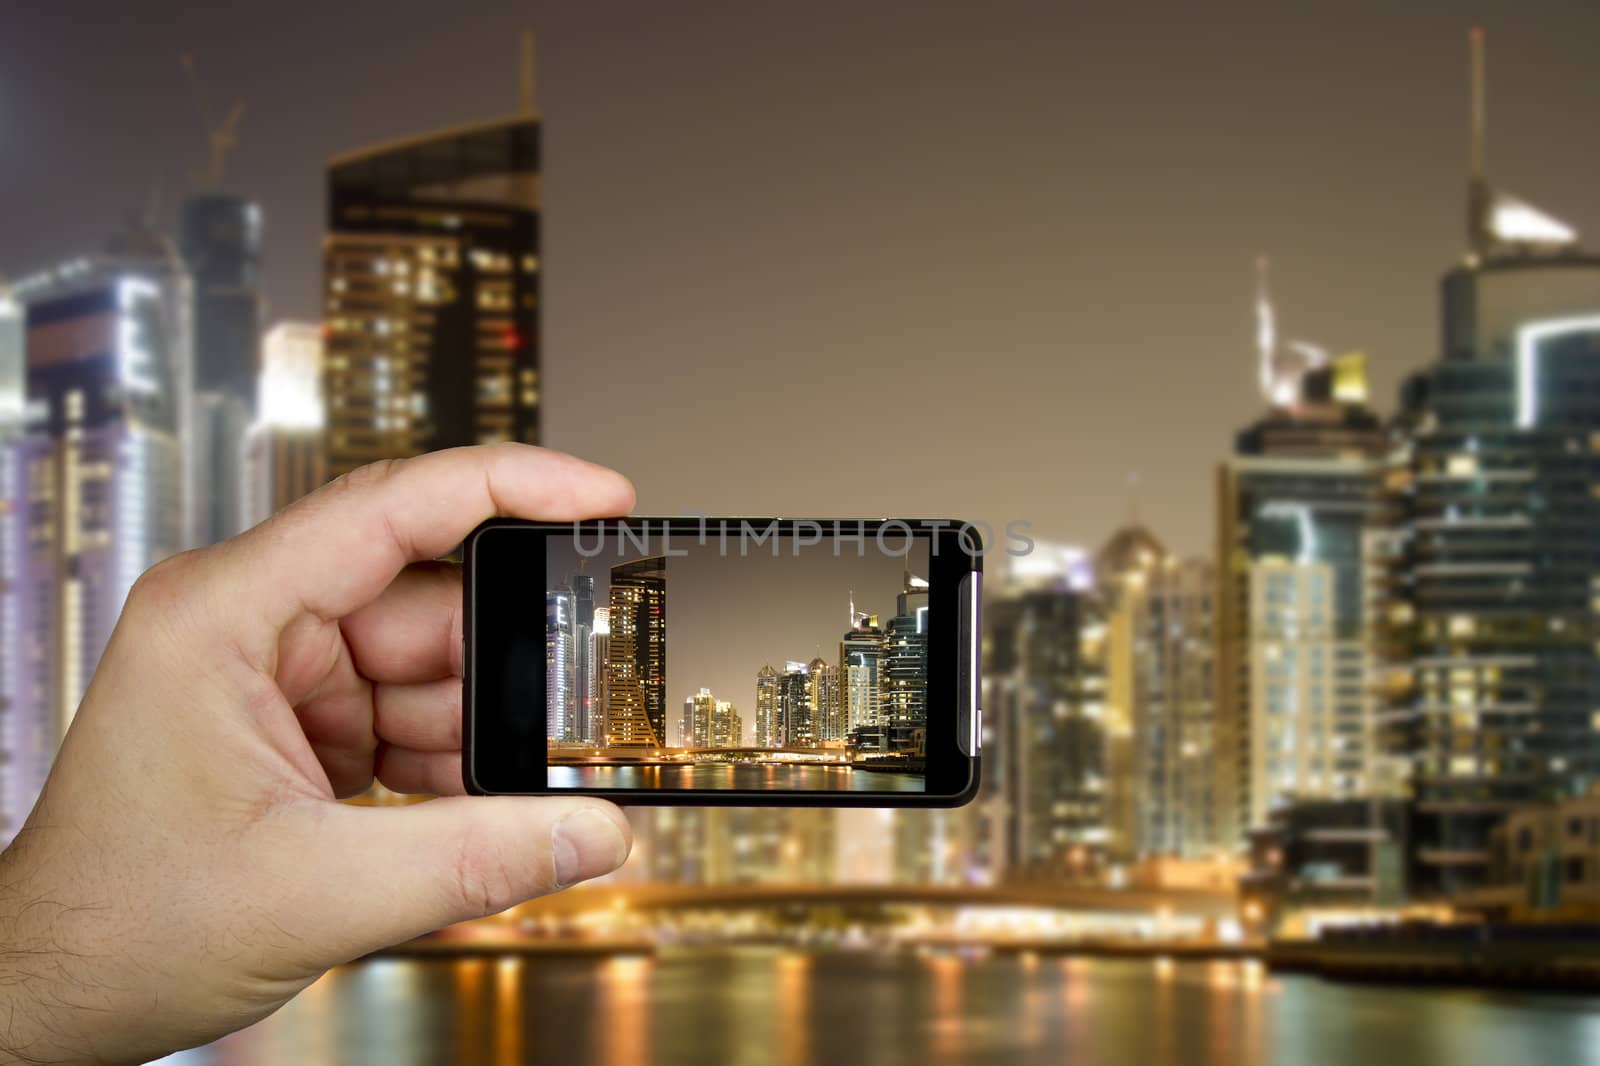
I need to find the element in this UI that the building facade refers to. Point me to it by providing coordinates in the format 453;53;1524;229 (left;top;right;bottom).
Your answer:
546;583;578;741
881;574;930;755
680;687;716;749
1215;354;1387;851
710;699;742;748
322;117;540;479
1098;525;1218;859
1;251;191;839
1381;251;1600;895
181;194;262;544
243;321;324;525
571;573;599;744
840;614;885;739
986;562;1110;878
755;664;781;748
605;557;666;747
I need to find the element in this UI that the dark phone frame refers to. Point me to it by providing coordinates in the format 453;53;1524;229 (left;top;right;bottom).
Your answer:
463;517;981;807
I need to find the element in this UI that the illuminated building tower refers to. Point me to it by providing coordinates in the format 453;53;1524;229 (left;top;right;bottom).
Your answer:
546;583;577;741
986;546;1109;877
703;808;837;884
0;285;24;839
892;809;982;885
1215;259;1387;852
779;661;813;747
589;608;610;742
321;113;540;479
755;664;781;747
840;603;885;740
628;806;838;886
571;573;597;744
806;657;843;745
680;687;716;748
1379;31;1600;895
1097;526;1217;859
0;285;21;428
180;194;262;544
605;557;665;747
243;321;325;525
0;247;191;840
711;699;742;748
881;573;930;754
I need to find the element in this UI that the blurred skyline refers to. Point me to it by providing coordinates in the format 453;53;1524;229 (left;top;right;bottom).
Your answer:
8;2;1600;554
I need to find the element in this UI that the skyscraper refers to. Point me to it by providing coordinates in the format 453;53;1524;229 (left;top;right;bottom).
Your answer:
181;194;262;545
840;608;885;744
590;607;610;742
711;699;743;748
881;573;930;755
242;321;325;526
1098;525;1217;859
778;661;814;747
1;245;191;839
680;687;716;748
986;554;1109;878
0;284;25;839
1215;269;1387;851
321;115;540;479
1380;32;1600;895
807;657;843;744
755;664;781;747
546;583;577;741
0;284;21;433
605;557;666;747
571;573;598;744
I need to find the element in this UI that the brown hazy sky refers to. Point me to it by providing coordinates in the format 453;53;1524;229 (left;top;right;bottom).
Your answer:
9;2;1600;554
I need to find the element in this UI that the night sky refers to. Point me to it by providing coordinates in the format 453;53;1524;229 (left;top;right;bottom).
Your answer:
9;2;1600;555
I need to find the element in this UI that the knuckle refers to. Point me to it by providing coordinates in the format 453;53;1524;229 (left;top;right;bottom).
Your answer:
337;457;402;494
126;550;203;614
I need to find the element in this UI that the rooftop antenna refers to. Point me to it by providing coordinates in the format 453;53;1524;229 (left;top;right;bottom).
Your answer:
1255;254;1277;404
1467;27;1491;255
519;29;538;117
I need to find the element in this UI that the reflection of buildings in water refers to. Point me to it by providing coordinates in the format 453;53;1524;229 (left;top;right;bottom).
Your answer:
596;956;653;1066
494;956;523;1066
776;953;812;1066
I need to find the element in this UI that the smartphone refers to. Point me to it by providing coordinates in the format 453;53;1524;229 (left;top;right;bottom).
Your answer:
463;517;981;806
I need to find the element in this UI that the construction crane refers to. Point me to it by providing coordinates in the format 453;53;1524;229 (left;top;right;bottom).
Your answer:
180;52;242;189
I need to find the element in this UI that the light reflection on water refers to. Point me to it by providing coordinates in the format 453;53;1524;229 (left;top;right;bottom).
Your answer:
547;763;923;791
164;951;1600;1066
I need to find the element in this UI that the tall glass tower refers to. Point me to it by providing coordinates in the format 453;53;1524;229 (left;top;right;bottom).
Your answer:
1;244;191;841
545;583;577;742
322;116;540;479
181;194;262;544
605;557;666;747
1215;283;1387;851
1380;31;1600;896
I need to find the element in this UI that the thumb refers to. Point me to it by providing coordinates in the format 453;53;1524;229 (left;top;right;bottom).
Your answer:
294;796;632;960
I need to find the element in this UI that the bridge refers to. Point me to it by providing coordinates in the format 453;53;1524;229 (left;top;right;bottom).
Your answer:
503;882;1237;922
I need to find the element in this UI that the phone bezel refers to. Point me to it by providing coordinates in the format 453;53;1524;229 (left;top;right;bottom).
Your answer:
462;517;981;807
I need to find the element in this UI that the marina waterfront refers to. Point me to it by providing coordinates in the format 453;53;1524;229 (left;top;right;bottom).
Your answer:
168;949;1600;1066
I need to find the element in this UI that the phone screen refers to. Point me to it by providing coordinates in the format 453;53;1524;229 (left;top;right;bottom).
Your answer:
541;523;932;793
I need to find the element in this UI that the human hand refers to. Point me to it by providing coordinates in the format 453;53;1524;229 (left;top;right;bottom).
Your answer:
0;444;636;1065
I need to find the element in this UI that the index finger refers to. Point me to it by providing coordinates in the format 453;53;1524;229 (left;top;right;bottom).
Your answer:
237;443;633;629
